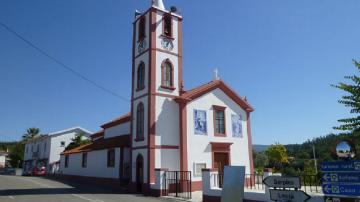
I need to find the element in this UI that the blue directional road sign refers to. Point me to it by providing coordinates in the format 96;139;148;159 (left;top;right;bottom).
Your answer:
321;161;360;172
322;172;360;183
322;184;360;196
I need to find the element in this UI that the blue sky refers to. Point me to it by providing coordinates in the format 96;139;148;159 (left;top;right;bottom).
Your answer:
0;0;359;144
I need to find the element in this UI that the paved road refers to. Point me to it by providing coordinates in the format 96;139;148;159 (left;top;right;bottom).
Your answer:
0;175;166;202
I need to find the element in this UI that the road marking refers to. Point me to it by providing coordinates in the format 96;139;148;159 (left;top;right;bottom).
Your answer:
71;194;104;202
8;196;14;199
21;177;54;188
19;177;104;202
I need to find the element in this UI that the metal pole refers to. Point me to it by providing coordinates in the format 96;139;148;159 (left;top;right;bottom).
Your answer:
313;145;318;174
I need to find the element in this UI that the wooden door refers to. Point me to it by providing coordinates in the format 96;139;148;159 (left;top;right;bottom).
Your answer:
213;152;229;174
136;155;143;192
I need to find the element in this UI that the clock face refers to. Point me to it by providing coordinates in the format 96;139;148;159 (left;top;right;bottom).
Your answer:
137;40;147;53
161;38;174;51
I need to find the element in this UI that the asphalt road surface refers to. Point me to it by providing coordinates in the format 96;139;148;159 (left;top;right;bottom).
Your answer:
0;175;167;202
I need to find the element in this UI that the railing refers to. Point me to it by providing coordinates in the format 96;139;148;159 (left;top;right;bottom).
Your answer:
164;171;192;199
245;174;265;190
299;174;322;193
212;173;321;193
212;173;224;188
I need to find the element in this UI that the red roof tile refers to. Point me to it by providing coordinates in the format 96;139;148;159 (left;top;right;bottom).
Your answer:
101;113;131;129
61;135;130;155
175;80;254;112
90;130;104;139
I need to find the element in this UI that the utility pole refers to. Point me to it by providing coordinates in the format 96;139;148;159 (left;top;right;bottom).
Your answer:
313;145;318;174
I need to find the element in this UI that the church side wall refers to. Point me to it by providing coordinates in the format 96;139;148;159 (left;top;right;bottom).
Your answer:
104;122;130;139
60;148;120;179
186;88;251;182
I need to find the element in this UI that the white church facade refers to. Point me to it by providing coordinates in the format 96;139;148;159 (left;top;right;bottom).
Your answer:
60;0;254;195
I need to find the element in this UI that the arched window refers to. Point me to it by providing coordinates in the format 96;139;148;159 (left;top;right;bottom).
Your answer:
137;62;145;90
163;15;172;37
138;16;146;41
136;103;144;141
161;59;174;89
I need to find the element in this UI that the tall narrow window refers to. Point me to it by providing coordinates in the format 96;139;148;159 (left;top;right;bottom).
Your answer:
137;62;145;90
65;155;69;168
82;153;87;168
138;16;146;41
161;60;174;89
163;15;172;37
213;106;226;136
107;149;115;167
136;103;144;141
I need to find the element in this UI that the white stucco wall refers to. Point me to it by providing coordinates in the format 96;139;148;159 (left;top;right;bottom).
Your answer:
155;96;179;146
104;122;130;139
186;88;251;181
0;156;5;167
60;148;120;179
24;138;51;162
49;132;78;164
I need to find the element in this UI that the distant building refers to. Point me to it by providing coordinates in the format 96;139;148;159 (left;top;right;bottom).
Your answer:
60;0;254;196
23;127;91;174
0;151;8;168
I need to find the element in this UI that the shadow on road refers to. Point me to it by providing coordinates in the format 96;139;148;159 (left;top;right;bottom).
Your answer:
0;176;133;197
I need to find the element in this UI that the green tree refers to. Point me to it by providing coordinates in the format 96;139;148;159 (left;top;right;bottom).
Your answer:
22;128;40;142
253;151;268;170
265;144;289;171
8;142;24;168
65;133;91;150
333;60;360;132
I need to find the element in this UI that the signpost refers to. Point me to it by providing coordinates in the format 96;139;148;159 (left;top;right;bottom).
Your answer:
321;160;360;201
321;161;360;172
263;176;301;189
322;172;360;183
263;176;310;202
270;189;310;202
322;184;360;196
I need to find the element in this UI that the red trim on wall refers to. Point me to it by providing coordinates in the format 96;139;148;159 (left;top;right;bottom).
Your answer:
135;48;181;59
178;18;184;94
132;93;149;102
132;146;148;150
210;142;233;169
179;102;188;172
246;112;255;175
212;105;227;137
153;93;177;99
155;145;179;149
148;9;157;184
175;80;254;113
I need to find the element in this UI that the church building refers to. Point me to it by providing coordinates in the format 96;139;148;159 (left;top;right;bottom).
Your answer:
60;0;254;196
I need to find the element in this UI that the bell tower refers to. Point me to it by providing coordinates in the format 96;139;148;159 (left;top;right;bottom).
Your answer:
130;0;183;190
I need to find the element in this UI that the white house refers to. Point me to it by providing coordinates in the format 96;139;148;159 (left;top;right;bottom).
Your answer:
0;151;8;168
23;127;91;174
60;0;254;196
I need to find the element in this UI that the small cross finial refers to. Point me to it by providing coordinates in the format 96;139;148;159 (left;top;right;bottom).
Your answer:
213;68;220;80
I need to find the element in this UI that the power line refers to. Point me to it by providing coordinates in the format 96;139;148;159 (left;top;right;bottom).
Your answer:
0;21;129;102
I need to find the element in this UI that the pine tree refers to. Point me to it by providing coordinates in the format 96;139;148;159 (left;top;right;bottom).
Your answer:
333;60;360;132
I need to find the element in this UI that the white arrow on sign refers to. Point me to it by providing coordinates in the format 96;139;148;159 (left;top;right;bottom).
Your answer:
263;176;301;189
270;189;311;202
